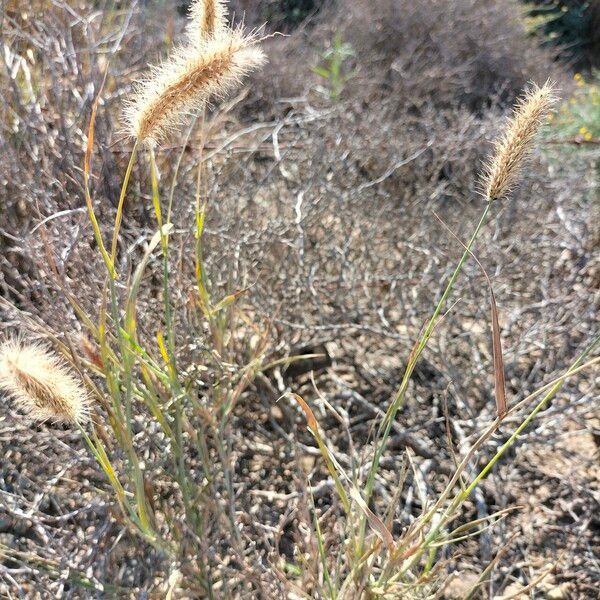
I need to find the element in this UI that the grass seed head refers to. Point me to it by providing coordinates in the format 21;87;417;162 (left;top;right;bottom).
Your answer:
482;81;558;201
124;29;266;145
187;0;227;42
0;339;89;425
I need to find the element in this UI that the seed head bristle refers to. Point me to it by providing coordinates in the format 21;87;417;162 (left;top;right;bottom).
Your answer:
0;339;89;425
124;29;266;145
482;81;557;201
187;0;227;41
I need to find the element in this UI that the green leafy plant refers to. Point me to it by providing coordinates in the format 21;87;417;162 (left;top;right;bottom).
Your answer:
313;32;356;101
551;71;600;140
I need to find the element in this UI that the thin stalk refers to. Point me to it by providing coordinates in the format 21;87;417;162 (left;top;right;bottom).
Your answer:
83;178;114;278
309;487;336;599
398;333;599;577
83;80;115;279
167;121;196;225
148;147;196;528
360;203;492;541
110;140;139;269
460;335;599;499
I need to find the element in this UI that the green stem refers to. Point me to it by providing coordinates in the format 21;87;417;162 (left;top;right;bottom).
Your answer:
110;140;139;269
364;203;491;505
461;335;599;500
399;333;599;577
148;147;197;529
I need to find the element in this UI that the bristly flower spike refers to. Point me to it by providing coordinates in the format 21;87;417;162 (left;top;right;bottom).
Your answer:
482;81;558;201
123;28;265;146
0;339;89;425
187;0;227;42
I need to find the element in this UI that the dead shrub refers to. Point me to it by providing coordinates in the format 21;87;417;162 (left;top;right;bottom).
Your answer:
250;0;563;115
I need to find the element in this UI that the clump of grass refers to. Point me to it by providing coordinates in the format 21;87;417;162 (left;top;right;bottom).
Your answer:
30;0;274;589
0;339;89;424
362;82;559;506
284;81;599;598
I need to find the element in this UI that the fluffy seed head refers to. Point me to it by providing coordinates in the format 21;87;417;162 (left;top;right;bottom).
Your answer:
187;0;227;41
482;81;557;201
0;339;89;424
124;29;266;145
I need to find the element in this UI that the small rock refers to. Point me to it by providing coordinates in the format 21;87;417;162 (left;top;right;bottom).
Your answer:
443;572;480;599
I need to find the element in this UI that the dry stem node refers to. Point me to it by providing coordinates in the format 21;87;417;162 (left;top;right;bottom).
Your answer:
482;81;557;201
124;28;265;145
0;339;89;424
